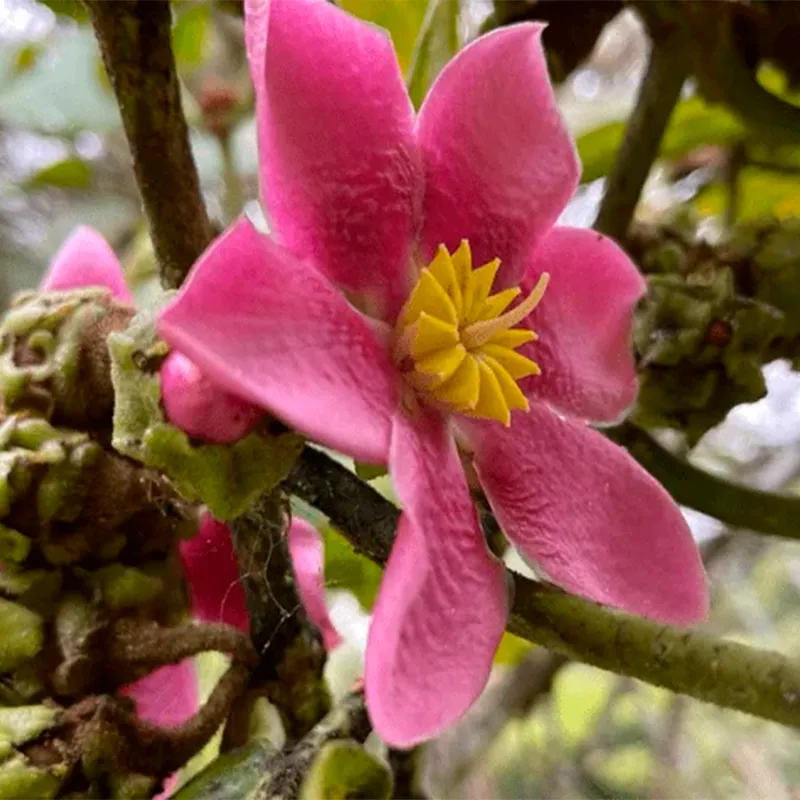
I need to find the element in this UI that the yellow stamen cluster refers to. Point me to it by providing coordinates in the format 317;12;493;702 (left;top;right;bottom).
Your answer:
395;241;548;426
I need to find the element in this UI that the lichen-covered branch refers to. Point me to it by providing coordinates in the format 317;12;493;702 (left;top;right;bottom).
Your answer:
286;448;800;730
86;0;214;288
594;14;688;241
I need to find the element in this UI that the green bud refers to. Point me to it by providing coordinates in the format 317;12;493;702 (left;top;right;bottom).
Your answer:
0;598;43;673
0;754;66;799
0;524;31;564
83;563;164;610
12;418;61;451
0;704;58;745
0;287;124;425
108;771;159;799
54;593;99;656
0;662;46;706
36;440;101;524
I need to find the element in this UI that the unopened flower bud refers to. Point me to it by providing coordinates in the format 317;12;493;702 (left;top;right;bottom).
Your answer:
160;351;261;444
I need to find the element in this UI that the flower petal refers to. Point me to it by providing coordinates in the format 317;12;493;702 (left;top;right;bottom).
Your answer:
365;408;508;747
40;226;132;302
462;407;708;626
160;351;262;444
244;0;422;322
518;227;646;423
288;519;341;651
180;514;249;631
120;660;198;729
417;25;579;288
158;217;400;464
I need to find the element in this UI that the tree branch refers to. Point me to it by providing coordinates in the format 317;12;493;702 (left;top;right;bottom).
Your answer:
86;0;214;288
285;448;800;730
607;422;800;541
594;15;687;241
230;490;330;739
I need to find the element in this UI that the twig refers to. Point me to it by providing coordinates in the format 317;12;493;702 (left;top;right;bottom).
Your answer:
86;0;215;288
509;581;800;730
594;16;688;241
606;422;800;541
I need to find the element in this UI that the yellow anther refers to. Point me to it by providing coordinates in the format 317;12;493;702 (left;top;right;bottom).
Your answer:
395;241;548;425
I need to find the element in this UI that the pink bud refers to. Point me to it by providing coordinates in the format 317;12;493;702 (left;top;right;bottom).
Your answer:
160;351;261;444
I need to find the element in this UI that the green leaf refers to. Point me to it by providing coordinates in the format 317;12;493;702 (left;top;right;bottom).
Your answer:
339;0;428;73
577;96;745;183
172;4;211;68
353;462;388;481
23;158;92;190
323;527;383;610
300;741;393;800
406;0;459;109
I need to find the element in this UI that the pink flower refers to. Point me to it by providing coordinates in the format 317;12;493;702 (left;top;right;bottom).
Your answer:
157;0;708;746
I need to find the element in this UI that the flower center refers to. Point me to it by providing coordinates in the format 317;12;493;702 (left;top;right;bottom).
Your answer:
394;240;548;426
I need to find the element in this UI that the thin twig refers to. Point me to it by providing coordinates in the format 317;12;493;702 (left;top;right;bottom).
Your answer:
86;0;214;288
594;17;688;241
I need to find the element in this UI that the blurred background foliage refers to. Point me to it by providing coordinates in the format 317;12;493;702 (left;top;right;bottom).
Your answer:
4;0;800;797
